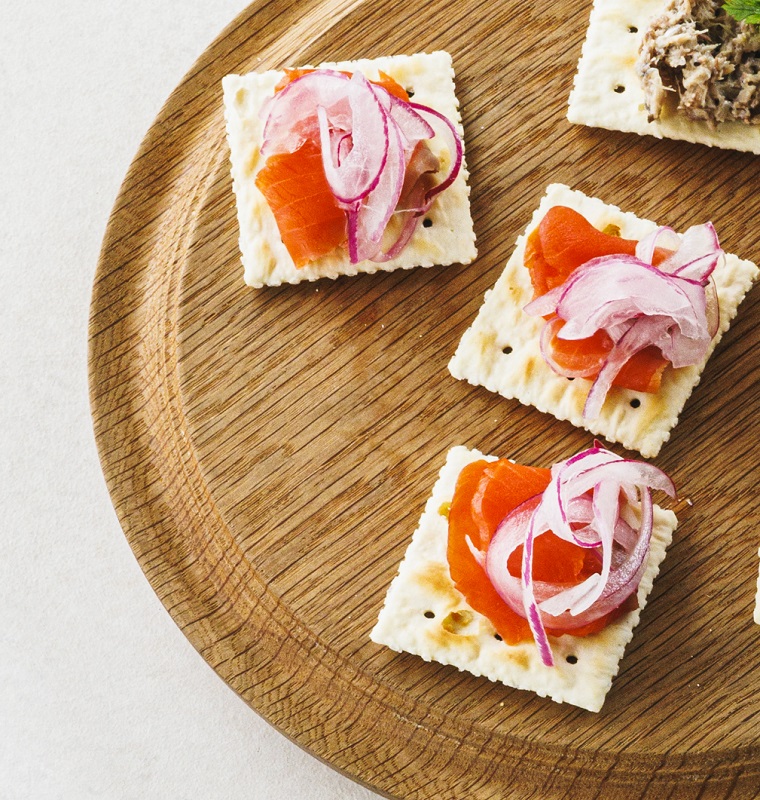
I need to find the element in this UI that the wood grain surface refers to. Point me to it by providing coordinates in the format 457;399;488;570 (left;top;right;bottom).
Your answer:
88;0;760;797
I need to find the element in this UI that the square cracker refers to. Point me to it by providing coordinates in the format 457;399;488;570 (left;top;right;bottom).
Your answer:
447;183;758;458
567;0;760;154
370;445;678;712
222;51;476;287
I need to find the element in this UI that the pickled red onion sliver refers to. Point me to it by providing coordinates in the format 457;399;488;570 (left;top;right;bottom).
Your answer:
408;104;463;201
524;222;723;420
346;117;406;263
259;68;463;264
261;70;352;155
485;444;675;667
385;94;436;143
370;143;441;262
644;222;720;283
316;74;389;205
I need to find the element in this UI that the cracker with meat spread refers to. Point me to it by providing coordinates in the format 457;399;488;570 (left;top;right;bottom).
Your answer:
370;445;677;712
567;0;760;153
447;184;758;458
222;51;476;287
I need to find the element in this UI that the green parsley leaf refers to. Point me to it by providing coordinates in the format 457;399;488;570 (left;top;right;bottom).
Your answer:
723;0;760;23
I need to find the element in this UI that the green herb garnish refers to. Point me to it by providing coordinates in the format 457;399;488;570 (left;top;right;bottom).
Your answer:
723;0;760;24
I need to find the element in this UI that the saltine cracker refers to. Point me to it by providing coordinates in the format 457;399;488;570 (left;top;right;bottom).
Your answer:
447;184;758;458
222;51;476;287
370;445;677;712
567;0;760;153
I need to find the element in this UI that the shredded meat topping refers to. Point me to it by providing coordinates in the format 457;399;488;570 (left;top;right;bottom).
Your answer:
637;0;760;126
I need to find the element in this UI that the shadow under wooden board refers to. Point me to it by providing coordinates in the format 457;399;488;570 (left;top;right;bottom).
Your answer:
88;0;760;797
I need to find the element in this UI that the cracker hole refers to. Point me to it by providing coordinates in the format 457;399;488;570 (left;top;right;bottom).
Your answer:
407;89;415;97
614;85;626;94
567;376;575;381
628;25;638;33
630;398;641;408
423;610;435;619
494;633;503;642
566;654;578;665
502;345;513;355
422;217;433;228
442;610;474;634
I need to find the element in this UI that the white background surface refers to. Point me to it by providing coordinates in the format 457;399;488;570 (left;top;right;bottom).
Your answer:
1;3;381;798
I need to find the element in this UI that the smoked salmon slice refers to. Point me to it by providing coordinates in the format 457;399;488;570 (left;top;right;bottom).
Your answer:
543;318;668;394
525;206;639;296
526;206;670;393
447;458;627;645
255;138;348;268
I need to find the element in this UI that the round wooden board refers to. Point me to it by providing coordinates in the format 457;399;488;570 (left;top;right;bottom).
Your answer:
89;1;760;797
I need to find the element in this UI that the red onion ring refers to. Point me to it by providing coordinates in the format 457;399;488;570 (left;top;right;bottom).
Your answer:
384;93;435;142
317;72;389;205
485;444;675;666
346;116;406;262
366;142;441;262
649;222;721;282
261;70;351;156
408;103;463;202
524;221;723;419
